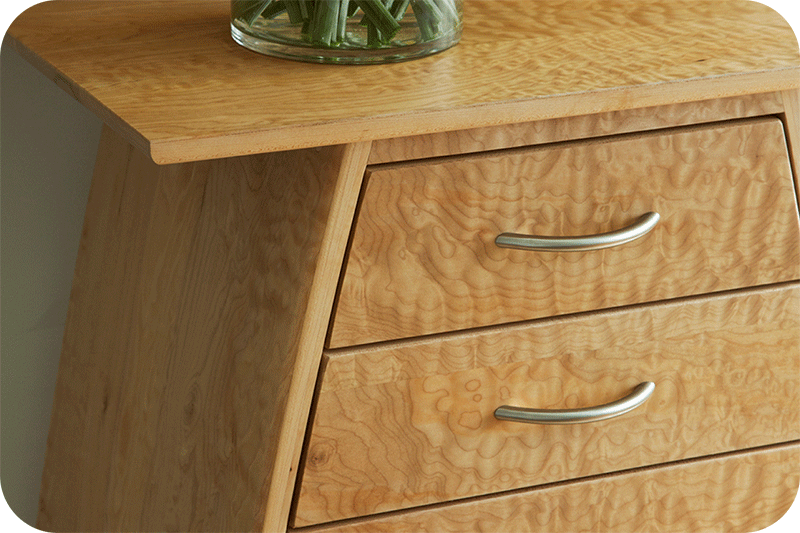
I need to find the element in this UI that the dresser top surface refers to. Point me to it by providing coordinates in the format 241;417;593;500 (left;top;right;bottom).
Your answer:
7;0;800;164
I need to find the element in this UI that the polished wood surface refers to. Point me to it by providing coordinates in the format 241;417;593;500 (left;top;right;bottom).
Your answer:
782;89;800;198
6;1;800;163
36;126;370;532
295;285;800;525
296;442;800;533
330;118;800;347
368;92;786;164
11;2;799;531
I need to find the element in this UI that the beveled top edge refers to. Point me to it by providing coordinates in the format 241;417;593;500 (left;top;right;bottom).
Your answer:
7;0;800;163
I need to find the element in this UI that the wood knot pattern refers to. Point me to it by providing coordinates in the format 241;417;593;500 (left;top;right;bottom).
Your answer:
297;443;800;533
294;285;800;525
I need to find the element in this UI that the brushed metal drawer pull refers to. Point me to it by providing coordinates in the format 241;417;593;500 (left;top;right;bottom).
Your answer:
494;381;655;425
495;212;660;252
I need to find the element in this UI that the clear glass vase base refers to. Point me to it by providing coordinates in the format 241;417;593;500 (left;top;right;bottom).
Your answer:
231;23;460;64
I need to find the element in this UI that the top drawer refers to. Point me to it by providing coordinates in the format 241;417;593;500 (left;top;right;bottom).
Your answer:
329;118;800;348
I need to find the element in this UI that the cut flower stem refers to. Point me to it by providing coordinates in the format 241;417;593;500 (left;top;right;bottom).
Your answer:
232;0;460;48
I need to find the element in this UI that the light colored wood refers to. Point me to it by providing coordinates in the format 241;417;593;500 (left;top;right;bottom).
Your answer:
295;285;800;525
263;140;372;533
6;1;800;164
295;442;800;533
36;125;370;532
321;284;800;393
10;2;799;531
781;89;800;201
368;92;787;164
330;118;800;347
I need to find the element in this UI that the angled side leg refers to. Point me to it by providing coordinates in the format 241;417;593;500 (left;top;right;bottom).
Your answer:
37;124;370;532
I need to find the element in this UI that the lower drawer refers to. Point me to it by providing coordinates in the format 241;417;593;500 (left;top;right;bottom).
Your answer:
293;284;800;526
295;442;800;533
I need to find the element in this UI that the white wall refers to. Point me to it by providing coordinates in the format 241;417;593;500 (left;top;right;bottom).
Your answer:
1;42;102;528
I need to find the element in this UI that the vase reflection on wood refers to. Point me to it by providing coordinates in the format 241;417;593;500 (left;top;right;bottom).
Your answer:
231;0;463;64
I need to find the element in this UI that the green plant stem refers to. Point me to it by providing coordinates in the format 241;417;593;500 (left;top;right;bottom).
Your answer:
298;0;312;21
234;0;274;25
338;0;351;41
412;0;459;41
284;0;304;23
262;1;287;19
311;0;340;45
432;0;458;24
234;0;459;48
354;0;401;39
391;0;411;21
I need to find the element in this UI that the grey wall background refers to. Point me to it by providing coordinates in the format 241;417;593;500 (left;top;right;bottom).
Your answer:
1;41;102;529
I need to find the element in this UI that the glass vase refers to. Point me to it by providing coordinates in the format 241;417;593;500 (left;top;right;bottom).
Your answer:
231;0;463;64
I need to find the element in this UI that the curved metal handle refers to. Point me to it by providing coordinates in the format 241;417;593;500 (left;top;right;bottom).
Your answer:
494;381;655;425
495;212;660;252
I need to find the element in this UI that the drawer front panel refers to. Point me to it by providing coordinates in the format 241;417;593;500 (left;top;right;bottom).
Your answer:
294;285;800;526
329;118;800;347
298;443;800;533
367;92;786;164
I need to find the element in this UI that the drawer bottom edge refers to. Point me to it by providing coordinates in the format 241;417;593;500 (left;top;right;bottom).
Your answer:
290;441;800;533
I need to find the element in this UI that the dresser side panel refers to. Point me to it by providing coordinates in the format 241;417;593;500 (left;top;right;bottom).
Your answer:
36;126;370;532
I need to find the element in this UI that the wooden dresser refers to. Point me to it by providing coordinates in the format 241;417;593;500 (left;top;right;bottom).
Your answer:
7;1;800;531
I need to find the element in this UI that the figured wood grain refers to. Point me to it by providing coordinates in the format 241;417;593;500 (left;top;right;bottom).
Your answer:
329;118;800;347
294;285;800;525
368;92;786;164
36;125;370;532
6;0;800;163
781;89;800;199
294;442;800;533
